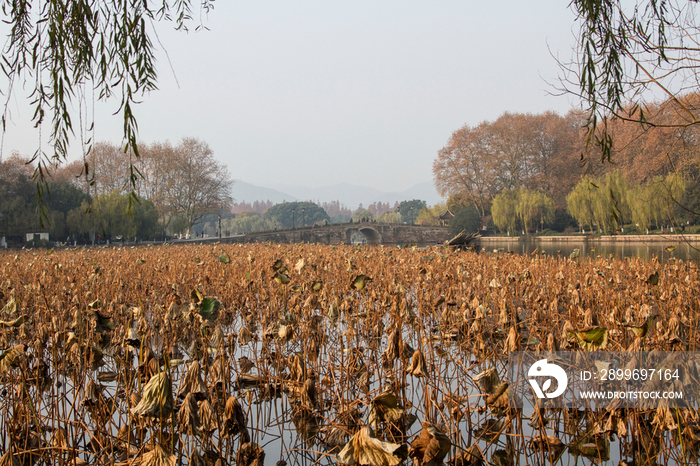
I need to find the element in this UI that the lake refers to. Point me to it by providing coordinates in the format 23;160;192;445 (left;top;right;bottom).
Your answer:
480;235;700;262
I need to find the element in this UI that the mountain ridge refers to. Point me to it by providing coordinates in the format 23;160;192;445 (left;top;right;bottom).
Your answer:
232;179;443;210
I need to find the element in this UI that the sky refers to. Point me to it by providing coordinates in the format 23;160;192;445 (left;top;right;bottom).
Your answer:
0;1;583;193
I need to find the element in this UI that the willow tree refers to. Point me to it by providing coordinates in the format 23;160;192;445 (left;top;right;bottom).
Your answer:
492;188;554;235
1;0;213;188
71;190;159;240
628;173;686;231
491;189;519;235
595;170;629;231
566;176;598;233
568;0;700;162
416;202;448;226
627;183;656;232
515;189;554;234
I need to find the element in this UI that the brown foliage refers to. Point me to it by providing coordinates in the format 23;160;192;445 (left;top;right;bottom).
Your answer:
434;111;583;210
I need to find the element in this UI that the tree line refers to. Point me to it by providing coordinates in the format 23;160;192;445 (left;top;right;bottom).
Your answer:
0;155;162;244
433;99;700;235
77;138;233;233
0;137;233;244
229;200;393;226
433;111;583;215
566;171;686;234
213;200;428;237
1;142;433;243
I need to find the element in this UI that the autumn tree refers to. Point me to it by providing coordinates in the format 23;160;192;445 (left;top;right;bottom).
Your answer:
367;202;392;216
558;3;700;220
434;111;583;212
528;111;585;205
67;138;232;233
166;138;233;232
584;98;700;183
433;122;497;216
74;142;133;197
0;152;35;179
138;141;180;230
489;113;534;191
75;140;175;223
320;201;353;223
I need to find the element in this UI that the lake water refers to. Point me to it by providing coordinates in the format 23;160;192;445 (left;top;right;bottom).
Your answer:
480;238;700;262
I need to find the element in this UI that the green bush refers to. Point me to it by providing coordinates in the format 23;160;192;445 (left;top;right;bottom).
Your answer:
449;206;482;236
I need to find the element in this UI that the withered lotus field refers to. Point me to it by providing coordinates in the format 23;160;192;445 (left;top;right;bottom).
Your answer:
0;243;698;465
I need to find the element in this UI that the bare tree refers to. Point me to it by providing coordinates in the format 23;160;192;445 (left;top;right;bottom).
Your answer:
80;142;133;197
167;138;233;232
58;137;233;233
139;141;180;231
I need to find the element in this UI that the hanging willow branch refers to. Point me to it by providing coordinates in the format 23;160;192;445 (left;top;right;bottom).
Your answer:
0;0;214;190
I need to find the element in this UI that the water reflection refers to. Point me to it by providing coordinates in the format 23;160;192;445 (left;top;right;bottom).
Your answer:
481;238;700;262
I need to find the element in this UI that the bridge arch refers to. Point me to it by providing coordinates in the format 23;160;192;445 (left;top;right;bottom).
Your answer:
346;227;382;245
221;222;448;245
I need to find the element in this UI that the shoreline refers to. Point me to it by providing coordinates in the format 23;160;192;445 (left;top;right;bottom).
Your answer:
480;234;700;243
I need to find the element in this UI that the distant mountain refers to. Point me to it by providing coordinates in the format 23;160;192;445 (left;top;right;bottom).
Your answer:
231;179;298;204
232;180;444;211
278;181;444;210
278;183;384;210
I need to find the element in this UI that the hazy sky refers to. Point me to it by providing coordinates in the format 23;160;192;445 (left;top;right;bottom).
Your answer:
1;1;582;193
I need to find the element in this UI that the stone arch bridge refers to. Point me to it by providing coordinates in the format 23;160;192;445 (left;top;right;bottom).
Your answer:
199;222;450;246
